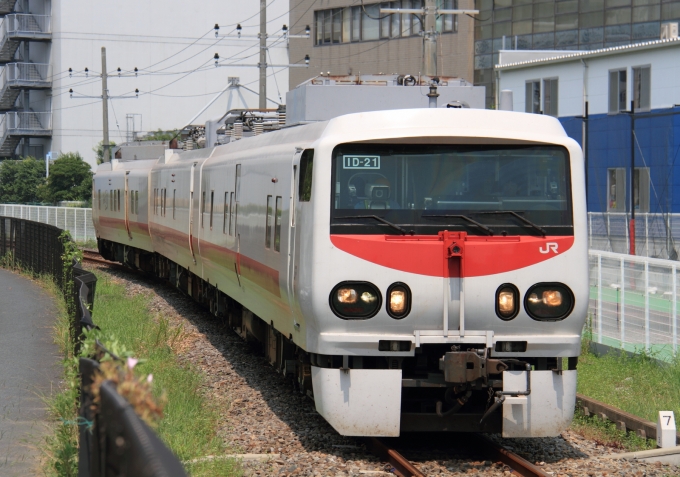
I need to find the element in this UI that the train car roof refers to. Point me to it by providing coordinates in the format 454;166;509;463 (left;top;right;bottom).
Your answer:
322;108;571;145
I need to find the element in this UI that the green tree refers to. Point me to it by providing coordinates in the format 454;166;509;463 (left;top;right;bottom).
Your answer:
93;140;116;165
40;152;92;204
0;157;46;203
142;129;177;141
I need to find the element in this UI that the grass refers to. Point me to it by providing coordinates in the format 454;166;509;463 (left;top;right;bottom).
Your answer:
571;334;680;451
577;348;680;424
570;407;655;452
75;239;97;250
86;270;241;476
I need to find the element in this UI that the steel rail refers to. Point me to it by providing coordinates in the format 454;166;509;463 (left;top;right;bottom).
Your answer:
81;250;131;271
365;438;425;477
577;393;680;441
474;434;549;477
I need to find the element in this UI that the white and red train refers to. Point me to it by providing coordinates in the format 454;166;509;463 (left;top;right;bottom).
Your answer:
93;108;587;437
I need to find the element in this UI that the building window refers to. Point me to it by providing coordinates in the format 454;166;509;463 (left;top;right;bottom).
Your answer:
609;69;627;113
543;78;558;117
314;0;447;46
633;65;650;112
607;168;626;212
634;167;650;213
525;80;540;113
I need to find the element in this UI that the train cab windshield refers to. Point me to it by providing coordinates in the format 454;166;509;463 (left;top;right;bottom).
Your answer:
330;144;573;236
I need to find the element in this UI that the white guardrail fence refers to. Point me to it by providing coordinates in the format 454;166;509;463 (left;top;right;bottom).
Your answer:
589;249;679;361
0;204;94;242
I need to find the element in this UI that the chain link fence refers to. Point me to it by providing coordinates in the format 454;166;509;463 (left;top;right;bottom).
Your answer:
0;204;94;242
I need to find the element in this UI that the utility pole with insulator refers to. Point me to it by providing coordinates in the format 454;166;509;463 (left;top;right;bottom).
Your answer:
423;0;437;76
101;47;110;162
380;3;479;77
259;0;267;110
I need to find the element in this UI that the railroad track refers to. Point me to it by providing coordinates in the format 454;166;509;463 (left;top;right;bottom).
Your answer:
81;249;131;271
368;434;548;477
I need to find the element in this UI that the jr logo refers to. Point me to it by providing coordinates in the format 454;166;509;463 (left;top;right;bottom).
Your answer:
539;242;559;254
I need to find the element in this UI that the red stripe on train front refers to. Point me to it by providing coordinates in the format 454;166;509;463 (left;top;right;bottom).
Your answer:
330;234;574;277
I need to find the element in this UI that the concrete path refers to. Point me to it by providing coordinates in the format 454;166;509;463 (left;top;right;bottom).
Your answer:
0;268;61;476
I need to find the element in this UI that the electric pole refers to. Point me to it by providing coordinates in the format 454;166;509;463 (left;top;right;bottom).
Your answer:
423;0;437;76
259;0;267;110
380;3;478;77
101;47;110;162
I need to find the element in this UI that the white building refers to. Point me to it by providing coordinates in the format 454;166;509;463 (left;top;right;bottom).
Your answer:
495;35;680;118
0;0;292;166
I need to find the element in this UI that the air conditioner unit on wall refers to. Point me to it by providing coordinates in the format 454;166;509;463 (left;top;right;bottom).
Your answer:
660;22;679;40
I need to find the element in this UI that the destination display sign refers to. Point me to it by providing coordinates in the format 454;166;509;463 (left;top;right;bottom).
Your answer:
342;155;381;169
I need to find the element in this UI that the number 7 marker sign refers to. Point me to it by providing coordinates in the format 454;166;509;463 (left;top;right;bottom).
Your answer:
657;411;676;448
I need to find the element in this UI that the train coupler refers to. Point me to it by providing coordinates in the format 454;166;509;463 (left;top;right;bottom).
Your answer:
438;349;507;384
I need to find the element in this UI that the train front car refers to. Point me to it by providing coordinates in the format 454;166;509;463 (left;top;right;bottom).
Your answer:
302;109;587;438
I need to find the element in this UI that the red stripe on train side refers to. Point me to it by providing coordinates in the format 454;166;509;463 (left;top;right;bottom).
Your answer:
149;221;281;297
330;234;574;277
99;216;149;235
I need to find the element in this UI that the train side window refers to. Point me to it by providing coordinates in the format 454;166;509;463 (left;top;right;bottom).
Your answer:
164;188;167;217
265;195;273;248
153;189;157;215
274;196;282;252
233;164;241;234
118;189;121;212
299;149;314;202
209;190;214;229
136;190;139;214
228;192;234;235
201;190;206;227
131;190;135;215
98;190;101;210
291;165;297;228
172;189;176;219
223;192;228;234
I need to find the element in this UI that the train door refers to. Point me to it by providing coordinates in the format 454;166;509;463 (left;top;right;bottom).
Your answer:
286;150;302;308
124;171;132;239
234;164;242;280
188;162;198;264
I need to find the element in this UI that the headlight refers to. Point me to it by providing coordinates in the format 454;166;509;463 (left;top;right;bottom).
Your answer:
495;284;519;320
387;283;411;319
329;282;381;319
337;288;357;304
524;283;574;321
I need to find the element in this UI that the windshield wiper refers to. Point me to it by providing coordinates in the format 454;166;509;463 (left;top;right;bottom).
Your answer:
334;215;409;235
476;211;546;237
420;214;494;236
